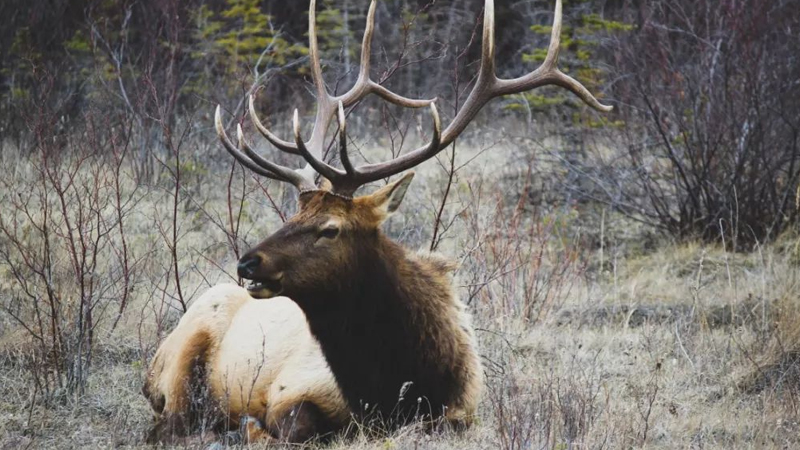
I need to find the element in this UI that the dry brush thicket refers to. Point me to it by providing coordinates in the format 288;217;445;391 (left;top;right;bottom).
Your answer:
2;0;800;448
2;112;799;448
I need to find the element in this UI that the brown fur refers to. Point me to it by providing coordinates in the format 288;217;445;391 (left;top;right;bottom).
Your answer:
240;173;483;428
142;284;348;444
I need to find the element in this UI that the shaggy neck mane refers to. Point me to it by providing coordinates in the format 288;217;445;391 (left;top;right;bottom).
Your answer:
295;231;474;425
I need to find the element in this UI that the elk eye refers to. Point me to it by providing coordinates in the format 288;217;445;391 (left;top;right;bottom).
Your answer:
318;226;340;240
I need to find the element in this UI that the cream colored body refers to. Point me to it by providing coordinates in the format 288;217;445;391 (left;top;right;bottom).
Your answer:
143;284;348;440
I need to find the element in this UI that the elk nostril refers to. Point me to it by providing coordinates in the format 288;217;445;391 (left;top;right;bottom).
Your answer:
237;255;262;278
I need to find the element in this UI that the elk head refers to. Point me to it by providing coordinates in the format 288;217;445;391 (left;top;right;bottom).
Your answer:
235;172;415;300
215;0;612;300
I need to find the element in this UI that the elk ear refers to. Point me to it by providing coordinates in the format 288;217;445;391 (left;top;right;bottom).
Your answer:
368;172;415;219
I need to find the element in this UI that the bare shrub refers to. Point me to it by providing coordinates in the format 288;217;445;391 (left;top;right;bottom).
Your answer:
593;0;800;247
460;168;583;324
487;349;607;449
0;76;139;398
459;165;603;448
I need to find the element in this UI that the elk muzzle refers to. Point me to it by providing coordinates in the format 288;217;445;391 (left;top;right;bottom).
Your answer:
237;252;284;299
237;254;262;278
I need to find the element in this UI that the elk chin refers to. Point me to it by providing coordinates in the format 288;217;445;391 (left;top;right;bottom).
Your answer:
245;276;283;299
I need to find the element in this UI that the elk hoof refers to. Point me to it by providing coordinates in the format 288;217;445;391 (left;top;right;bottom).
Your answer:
240;415;268;443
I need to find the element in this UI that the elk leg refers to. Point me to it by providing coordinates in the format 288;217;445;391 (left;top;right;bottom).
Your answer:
145;413;187;444
240;415;277;444
267;401;334;443
144;330;212;443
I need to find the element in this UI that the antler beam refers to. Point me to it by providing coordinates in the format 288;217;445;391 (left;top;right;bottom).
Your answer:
351;0;612;182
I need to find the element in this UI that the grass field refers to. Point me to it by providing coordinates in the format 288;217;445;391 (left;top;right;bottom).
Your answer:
1;135;799;449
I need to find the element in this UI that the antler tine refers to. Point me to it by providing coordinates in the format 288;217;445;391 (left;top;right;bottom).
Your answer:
248;95;300;155
215;106;283;181
355;0;376;84
236;125;316;190
366;84;436;109
478;0;496;80
495;0;614;112
308;0;329;102
337;101;355;175
542;0;562;70
216;105;316;188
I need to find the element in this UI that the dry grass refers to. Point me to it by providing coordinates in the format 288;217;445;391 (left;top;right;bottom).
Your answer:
1;133;799;449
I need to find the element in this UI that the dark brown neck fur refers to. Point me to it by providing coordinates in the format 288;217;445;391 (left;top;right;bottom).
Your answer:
292;232;472;426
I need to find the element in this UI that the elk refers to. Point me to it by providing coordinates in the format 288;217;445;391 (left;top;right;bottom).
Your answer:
142;284;349;444
215;0;610;440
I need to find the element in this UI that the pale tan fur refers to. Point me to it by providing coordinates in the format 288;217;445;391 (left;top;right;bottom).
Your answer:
143;284;348;441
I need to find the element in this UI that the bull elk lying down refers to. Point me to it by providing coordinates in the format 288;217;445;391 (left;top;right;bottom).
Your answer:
143;0;610;444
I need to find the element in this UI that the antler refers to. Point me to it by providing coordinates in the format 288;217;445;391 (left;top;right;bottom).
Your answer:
216;0;433;193
216;0;612;196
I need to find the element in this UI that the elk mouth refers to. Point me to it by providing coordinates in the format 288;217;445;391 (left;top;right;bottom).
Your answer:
245;274;283;299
